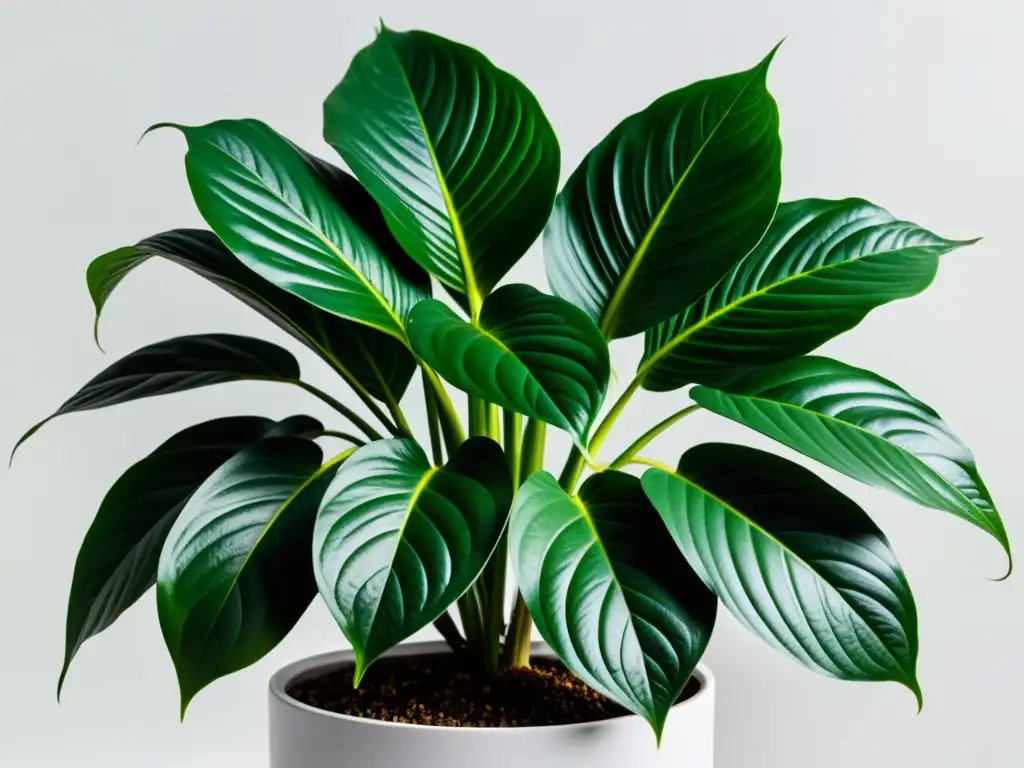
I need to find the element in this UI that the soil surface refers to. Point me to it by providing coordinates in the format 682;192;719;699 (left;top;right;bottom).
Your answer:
287;653;700;728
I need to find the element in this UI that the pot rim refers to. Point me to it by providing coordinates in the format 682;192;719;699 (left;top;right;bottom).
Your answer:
269;640;714;734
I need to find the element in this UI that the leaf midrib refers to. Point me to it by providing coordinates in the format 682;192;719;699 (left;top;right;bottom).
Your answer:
599;67;766;339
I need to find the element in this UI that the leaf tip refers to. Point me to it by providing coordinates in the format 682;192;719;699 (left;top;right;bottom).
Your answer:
906;677;924;714
138;122;185;147
989;545;1013;582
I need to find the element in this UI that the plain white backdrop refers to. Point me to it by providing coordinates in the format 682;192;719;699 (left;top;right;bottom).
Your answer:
2;1;1022;765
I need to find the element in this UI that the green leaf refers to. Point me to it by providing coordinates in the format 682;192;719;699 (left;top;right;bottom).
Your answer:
157;119;430;339
691;356;1010;567
641;443;921;704
509;470;716;737
88;228;419;403
157;435;340;714
57;414;320;697
324;26;560;306
544;46;782;339
14;334;299;458
406;284;610;446
641;198;979;390
313;437;512;682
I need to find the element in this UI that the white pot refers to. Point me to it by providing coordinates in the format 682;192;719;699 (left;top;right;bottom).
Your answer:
269;641;715;767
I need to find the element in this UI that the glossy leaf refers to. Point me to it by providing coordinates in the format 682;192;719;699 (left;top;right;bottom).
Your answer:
87;228;419;403
57;415;319;696
509;470;717;737
158;435;338;714
406;284;610;446
324;26;560;303
14;334;298;457
314;437;512;682
158;119;429;339
545;46;782;339
691;356;1010;564
642;443;921;702
641;198;978;390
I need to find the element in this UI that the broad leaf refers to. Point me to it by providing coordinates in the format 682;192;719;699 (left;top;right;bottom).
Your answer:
691;356;1010;565
15;334;299;457
509;470;717;737
314;437;512;682
642;443;921;702
57;414;320;696
406;284;610;446
641;198;978;390
158;119;429;339
324;26;560;303
158;435;338;713
545;46;782;339
89;226;419;404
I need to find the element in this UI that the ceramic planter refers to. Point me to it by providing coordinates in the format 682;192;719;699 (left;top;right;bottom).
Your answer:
269;641;715;768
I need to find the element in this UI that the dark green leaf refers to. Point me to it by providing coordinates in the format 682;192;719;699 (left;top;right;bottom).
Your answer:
641;198;978;390
57;414;320;696
406;284;610;446
691;356;1010;566
324;26;560;304
509;470;717;737
157;435;339;714
545;46;782;339
641;443;921;703
313;437;512;682
14;334;298;458
88;230;419;403
157;119;429;339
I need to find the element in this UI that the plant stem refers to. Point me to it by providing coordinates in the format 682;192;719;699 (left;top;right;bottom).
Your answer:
457;584;486;655
468;394;486;437
624;455;677;474
293;380;383;441
421;369;445;465
486;403;501;441
433;611;464;651
420;365;465;454
504;411;523;487
499;419;546;670
317;430;366;446
608;404;701;469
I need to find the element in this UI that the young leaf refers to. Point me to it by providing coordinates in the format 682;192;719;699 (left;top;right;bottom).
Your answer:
313;437;512;683
509;470;717;738
87;221;421;401
691;356;1010;566
324;26;560;306
157;436;339;715
157;119;429;339
641;443;921;704
14;334;299;457
57;415;319;697
406;284;610;447
641;198;979;390
545;45;782;339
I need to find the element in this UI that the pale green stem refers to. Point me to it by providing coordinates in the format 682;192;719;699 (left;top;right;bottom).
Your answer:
317;430;366;447
293;380;382;441
422;369;445;465
608;404;701;469
420;365;465;454
624;455;677;474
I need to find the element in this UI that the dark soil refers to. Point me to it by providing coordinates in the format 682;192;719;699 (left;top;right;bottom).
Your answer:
287;653;700;728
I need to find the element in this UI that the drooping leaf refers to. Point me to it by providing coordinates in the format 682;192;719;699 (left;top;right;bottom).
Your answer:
544;46;782;339
313;437;512;682
641;443;921;703
157;435;342;714
691;356;1010;565
57;414;320;696
156;119;430;339
14;334;299;457
324;26;560;304
509;470;716;737
406;284;610;446
641;198;978;390
88;229;419;404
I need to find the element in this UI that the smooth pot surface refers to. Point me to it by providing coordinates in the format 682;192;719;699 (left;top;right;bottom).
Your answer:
269;641;715;768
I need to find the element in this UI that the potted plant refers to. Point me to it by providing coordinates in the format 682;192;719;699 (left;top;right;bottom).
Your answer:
15;22;1009;768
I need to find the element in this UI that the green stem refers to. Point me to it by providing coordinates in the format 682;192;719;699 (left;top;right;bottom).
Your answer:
624;455;677;474
504;411;523;487
294;380;382;441
468;395;487;437
421;369;445;465
520;419;546;481
433;611;464;651
486;403;500;441
317;430;366;446
457;584;487;656
608;404;701;469
420;366;465;454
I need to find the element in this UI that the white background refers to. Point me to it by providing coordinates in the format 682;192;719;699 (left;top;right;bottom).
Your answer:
2;0;1021;765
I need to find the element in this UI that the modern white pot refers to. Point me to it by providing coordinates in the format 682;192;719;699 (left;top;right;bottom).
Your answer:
269;641;715;767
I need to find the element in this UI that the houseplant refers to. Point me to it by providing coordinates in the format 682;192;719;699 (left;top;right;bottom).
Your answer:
14;21;1010;767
